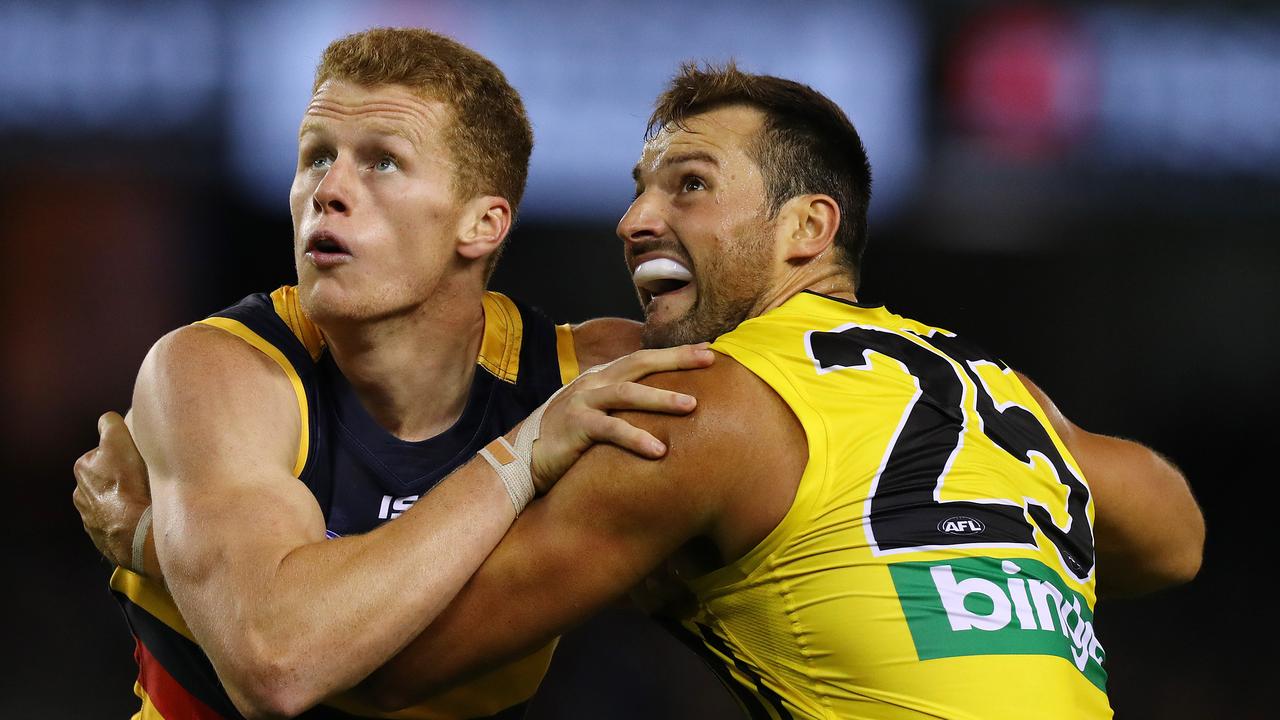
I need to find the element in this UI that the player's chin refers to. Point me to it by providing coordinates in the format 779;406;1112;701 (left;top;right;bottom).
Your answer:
640;299;692;346
298;277;365;325
640;311;702;349
643;283;695;321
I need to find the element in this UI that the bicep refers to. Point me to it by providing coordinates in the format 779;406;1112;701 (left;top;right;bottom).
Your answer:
131;327;326;625
1015;371;1179;511
365;362;786;708
448;440;707;656
571;318;643;369
1015;371;1203;592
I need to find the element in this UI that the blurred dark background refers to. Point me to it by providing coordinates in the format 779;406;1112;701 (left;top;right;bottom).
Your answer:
4;0;1275;717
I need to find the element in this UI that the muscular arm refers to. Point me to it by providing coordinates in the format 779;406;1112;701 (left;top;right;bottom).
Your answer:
357;354;1197;707
75;317;644;582
361;358;800;709
81;320;707;716
1016;372;1204;596
132;325;522;718
571;317;643;369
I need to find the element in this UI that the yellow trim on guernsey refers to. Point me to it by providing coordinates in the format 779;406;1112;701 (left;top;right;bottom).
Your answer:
478;292;522;383
264;285;529;385
195;316;310;478
110;567;195;642
270;285;327;361
114;559;554;720
131;681;166;720
554;323;579;384
112;288;555;719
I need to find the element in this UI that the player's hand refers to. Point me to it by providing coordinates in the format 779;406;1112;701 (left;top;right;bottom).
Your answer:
529;343;715;493
72;411;152;573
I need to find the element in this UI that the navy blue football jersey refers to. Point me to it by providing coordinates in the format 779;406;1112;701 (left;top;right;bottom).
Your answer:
111;286;579;719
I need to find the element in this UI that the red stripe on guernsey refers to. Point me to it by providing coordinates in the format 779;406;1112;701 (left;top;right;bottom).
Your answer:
135;638;230;720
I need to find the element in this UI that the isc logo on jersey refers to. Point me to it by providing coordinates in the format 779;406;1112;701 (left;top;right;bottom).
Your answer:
888;556;1107;691
378;494;420;520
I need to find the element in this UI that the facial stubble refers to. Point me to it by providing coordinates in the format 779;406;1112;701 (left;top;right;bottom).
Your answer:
641;218;774;349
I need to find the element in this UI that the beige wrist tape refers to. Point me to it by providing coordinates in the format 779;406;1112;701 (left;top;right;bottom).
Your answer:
479;383;564;514
479;437;535;514
131;505;153;574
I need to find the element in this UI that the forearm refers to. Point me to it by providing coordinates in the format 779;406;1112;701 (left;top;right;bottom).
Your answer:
168;459;516;718
356;505;621;709
116;332;715;717
357;407;732;711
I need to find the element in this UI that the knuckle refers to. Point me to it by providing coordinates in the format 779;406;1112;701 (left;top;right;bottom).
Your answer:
616;382;639;403
571;388;597;407
98;412;119;437
584;416;608;440
626;350;655;368
602;417;630;440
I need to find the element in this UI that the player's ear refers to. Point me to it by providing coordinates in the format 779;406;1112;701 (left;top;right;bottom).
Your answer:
456;196;512;261
776;194;839;263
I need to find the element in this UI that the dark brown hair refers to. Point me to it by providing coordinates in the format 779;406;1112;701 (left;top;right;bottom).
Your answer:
315;28;533;220
649;62;872;286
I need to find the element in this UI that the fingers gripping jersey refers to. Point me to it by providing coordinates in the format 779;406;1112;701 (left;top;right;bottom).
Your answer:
677;291;1110;719
110;286;580;720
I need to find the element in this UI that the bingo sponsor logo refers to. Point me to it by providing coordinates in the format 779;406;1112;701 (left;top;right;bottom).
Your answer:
888;556;1106;691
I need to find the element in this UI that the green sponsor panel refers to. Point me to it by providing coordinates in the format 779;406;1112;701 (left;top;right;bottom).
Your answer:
888;556;1107;691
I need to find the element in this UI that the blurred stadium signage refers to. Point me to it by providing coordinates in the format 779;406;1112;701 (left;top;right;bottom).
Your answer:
0;1;219;132
3;0;1274;215
948;5;1280;176
227;0;924;220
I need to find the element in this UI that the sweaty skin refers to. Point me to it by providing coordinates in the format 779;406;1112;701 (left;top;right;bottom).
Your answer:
357;106;1203;707
76;73;718;720
76;100;1202;715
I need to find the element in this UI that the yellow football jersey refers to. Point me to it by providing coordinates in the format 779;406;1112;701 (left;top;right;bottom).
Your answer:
676;291;1109;719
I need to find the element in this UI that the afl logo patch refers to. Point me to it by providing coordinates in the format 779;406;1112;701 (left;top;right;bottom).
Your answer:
938;516;985;535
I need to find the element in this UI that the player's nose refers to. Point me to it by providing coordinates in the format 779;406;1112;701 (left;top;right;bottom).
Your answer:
617;193;667;244
312;158;355;215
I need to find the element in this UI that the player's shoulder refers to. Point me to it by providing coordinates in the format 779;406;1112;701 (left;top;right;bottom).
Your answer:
132;321;302;459
599;351;805;554
140;322;294;399
570;317;643;368
638;350;766;401
629;353;797;458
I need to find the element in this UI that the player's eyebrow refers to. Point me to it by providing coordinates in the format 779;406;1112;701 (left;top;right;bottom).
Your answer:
632;151;720;183
298;119;323;140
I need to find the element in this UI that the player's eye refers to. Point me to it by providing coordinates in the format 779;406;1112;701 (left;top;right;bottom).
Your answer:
309;153;333;170
681;176;706;193
374;156;399;173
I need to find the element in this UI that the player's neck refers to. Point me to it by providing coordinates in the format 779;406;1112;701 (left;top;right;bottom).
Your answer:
749;262;857;318
322;288;485;442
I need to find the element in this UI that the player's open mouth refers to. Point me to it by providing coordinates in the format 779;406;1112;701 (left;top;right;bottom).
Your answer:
633;257;693;304
305;230;353;267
